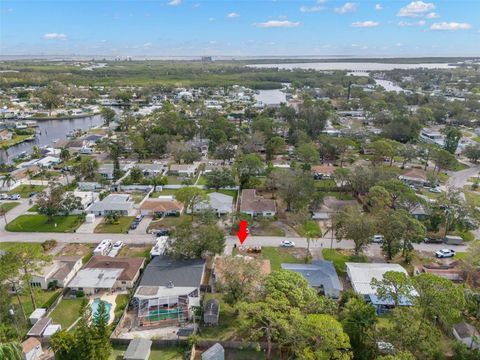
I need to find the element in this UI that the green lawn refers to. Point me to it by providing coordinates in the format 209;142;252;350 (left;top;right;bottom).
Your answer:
12;289;62;316
166;175;183;185
150;188;179;197
6;215;84;232
148;215;186;231
28;205;39;212
322;248;368;275
0;201;20;213
259;247;304;271
8;185;46;198
197;175;208;185
130;192;147;204
0;242;43;252
94;216;135;233
113;294;130;323
50;298;84;330
110;346;185;360
0;134;33;149
314;179;337;190
199;293;241;341
251;222;285;237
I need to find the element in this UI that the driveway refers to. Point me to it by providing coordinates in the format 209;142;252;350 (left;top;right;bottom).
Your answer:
0;198;33;231
76;216;104;234
129;216;153;235
447;163;480;189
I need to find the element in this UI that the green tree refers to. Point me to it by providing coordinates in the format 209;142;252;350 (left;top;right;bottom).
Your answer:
341;297;377;360
296;142;320;169
302;220;321;254
129;166;144;183
0;254;26;322
334;206;376;255
100;107;116;126
73;157;99;181
60;147;70;163
50;330;79;360
371;271;414;306
92;300;112;359
36;182;66;222
0;342;22;360
443;126;462;154
235;154;264;189
204;168;236;190
368;139;396;166
175;187;207;218
431;147;456;174
270;169;315;212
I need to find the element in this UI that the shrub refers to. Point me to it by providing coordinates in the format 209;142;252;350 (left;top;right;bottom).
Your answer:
41;240;57;252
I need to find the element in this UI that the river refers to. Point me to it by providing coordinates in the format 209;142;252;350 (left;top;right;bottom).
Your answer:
247;62;455;71
0;114;104;164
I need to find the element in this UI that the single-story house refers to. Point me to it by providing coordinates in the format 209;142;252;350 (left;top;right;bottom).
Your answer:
169;163;199;177
26;316;60;341
201;343;225;360
0;130;13;141
21;337;43;360
346;262;415;314
414;264;464;282
139;198;184;217
239;189;276;217
30;256;83;290
453;323;480;350
410;203;427;220
136;163;168;177
399;168;428;187
123;338;153;360
98;163;133;180
134;256;206;327
281;260;343;298
68;268;124;296
311;164;336;180
68;191;99;214
35;156;61;168
191;192;233;216
87;194;134;216
79;256;145;292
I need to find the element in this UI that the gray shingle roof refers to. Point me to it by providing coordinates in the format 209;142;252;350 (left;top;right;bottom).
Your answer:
281;260;342;292
140;256;205;288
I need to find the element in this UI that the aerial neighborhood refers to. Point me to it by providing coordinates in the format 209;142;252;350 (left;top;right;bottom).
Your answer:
1;55;480;360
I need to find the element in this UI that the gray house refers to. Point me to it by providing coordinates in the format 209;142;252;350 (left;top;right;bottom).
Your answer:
203;298;220;326
87;194;134;216
281;260;343;298
201;343;225;360
124;338;152;360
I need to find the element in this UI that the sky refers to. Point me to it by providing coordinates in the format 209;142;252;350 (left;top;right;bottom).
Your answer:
1;0;479;57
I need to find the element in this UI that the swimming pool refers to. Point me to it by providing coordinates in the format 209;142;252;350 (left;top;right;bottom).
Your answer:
90;298;112;322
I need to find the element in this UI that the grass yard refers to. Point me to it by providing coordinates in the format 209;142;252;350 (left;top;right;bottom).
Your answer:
150;188;179;197
94;216;135;233
130;191;147;204
113;294;130;323
8;185;46;198
166;175;183;185
147;215;186;231
110;345;185;360
50;298;84;330
6;214;83;232
197;175;208;185
322;248;368;275
0;242;43;252
118;245;152;260
0;201;20;213
314;179;337;191
199;293;241;341
259;246;306;271
12;289;62;316
251;221;285;237
28;205;39;212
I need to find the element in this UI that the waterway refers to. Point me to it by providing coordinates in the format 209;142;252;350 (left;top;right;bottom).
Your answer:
0;114;104;164
248;62;455;71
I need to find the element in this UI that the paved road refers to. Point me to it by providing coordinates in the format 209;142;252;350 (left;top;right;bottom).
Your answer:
448;163;480;189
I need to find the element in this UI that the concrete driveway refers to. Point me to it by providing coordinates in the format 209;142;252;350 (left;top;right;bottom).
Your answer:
129;216;153;235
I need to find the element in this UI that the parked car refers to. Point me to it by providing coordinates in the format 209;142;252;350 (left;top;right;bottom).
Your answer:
135;214;144;222
0;193;8;200
280;240;295;247
435;249;456;258
130;222;138;230
372;235;385;243
424;237;443;244
112;241;124;251
429;187;442;193
9;194;20;200
29;192;37;197
154;228;169;236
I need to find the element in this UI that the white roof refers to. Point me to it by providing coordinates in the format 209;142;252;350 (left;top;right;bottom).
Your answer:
193;192;233;213
68;268;123;289
42;324;61;337
346;262;409;295
29;308;46;319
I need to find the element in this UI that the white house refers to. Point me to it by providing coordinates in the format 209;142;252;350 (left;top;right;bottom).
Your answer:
191;192;233;216
169;163;199;177
30;256;83;290
21;337;43;360
87;194;134;216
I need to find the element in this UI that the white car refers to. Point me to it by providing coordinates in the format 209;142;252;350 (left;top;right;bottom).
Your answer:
280;240;295;247
0;193;8;200
429;187;442;193
435;249;456;258
372;235;385;243
9;194;21;200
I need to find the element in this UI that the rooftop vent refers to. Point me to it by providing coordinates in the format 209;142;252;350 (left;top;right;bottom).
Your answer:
167;281;174;288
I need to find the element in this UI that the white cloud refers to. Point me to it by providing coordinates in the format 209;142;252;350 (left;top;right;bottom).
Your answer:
254;20;301;28
397;1;435;17
374;4;383;10
351;20;379;28
43;33;67;40
227;12;239;18
425;12;439;19
167;0;181;6
398;20;426;26
143;43;152;48
300;5;325;13
335;2;358;14
430;22;472;31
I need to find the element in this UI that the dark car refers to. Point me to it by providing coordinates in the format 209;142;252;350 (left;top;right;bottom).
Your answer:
154;228;170;236
424;237;443;244
29;192;37;197
130;222;138;230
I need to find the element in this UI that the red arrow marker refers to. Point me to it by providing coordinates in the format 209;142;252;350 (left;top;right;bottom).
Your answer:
237;220;249;245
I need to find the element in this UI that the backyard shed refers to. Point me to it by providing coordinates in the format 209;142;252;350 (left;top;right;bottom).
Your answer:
201;343;225;360
203;298;220;325
123;338;153;360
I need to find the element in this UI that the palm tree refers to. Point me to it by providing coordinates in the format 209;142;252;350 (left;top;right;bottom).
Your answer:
0;342;22;360
303;220;322;256
59;147;70;163
1;173;15;189
26;169;33;187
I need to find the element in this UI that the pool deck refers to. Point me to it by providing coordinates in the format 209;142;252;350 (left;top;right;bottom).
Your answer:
89;294;117;325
